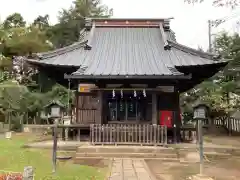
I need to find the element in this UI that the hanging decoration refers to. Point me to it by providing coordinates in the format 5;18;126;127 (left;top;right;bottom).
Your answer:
143;89;146;97
121;89;123;98
112;89;115;98
134;90;137;97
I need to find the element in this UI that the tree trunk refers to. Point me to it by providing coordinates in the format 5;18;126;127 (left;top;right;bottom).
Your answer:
8;112;11;131
26;112;28;124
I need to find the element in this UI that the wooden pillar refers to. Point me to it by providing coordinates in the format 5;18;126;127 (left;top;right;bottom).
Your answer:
173;90;181;143
75;91;79;124
152;92;158;125
97;90;103;124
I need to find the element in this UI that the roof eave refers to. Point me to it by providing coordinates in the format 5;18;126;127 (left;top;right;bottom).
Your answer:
64;74;192;80
175;60;229;68
168;40;220;60
27;59;79;68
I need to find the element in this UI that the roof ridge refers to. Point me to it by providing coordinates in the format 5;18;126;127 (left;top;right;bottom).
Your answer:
84;22;96;50
91;17;174;21
159;22;171;50
168;40;219;60
37;28;87;59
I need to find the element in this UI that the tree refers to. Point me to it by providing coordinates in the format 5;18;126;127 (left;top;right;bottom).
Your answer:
3;13;26;29
181;32;240;122
0;8;78;128
32;15;50;30
0;24;53;85
3;27;52;56
48;0;112;47
0;80;29;129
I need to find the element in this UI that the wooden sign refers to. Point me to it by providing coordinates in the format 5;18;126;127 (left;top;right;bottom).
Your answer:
78;84;96;93
64;119;71;125
51;106;60;117
156;86;174;92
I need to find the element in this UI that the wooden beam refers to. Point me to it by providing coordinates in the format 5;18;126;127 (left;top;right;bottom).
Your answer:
93;87;173;92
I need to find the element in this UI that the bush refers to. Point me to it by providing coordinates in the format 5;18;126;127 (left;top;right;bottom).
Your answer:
0;173;23;180
11;120;22;132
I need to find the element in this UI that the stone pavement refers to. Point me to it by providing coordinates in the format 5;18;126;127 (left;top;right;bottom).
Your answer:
107;159;154;180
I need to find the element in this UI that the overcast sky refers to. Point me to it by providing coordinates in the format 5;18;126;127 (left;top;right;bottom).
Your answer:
0;0;239;50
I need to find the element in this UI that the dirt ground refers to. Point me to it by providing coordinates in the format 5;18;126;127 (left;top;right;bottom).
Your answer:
146;154;240;180
145;135;240;180
204;135;240;147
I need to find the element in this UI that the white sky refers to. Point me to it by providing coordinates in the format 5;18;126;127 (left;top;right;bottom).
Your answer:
0;0;239;50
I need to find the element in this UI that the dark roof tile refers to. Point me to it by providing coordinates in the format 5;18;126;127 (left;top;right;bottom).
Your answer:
27;20;227;78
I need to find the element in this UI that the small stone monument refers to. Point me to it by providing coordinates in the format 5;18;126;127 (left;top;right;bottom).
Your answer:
5;131;12;139
23;166;34;180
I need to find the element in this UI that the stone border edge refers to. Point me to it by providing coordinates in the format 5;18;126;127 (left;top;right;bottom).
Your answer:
142;159;158;180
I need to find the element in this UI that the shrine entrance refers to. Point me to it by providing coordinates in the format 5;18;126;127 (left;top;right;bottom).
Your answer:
105;90;152;123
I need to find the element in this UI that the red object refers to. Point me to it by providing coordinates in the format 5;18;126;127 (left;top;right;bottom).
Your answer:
159;110;173;128
0;173;23;180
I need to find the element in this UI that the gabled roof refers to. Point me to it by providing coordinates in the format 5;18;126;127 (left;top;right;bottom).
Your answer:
44;100;65;108
27;18;227;79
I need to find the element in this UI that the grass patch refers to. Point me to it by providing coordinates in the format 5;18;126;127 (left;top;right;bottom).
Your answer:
0;133;106;180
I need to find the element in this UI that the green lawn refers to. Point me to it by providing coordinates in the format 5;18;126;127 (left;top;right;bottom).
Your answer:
0;133;106;180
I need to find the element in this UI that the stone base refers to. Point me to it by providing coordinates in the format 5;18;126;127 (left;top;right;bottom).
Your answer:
190;174;214;180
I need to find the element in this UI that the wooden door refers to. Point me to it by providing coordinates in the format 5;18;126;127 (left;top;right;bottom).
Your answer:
76;93;99;124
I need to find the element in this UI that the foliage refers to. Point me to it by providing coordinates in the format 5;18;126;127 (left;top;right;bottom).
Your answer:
3;13;26;29
32;15;50;30
0;0;111;125
48;0;112;47
2;27;52;56
181;32;240;121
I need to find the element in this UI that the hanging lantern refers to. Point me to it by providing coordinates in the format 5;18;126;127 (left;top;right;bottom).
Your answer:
112;89;115;98
134;90;137;97
121;89;123;98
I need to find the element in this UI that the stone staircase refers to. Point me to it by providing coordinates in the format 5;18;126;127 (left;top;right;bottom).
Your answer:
74;145;179;164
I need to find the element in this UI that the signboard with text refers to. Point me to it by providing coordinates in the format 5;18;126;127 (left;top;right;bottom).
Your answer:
78;84;96;93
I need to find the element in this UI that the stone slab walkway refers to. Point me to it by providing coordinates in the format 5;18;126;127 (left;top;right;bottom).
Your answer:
107;159;154;180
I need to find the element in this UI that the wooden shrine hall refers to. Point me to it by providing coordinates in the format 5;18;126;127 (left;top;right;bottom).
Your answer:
27;18;227;145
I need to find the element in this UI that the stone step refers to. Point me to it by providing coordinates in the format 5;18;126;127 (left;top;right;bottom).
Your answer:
77;146;176;154
74;157;179;164
75;152;178;158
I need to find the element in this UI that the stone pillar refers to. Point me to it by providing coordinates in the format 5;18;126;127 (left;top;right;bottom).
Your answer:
152;92;158;125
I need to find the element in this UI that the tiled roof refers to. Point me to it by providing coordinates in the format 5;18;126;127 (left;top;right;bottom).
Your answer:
27;18;227;79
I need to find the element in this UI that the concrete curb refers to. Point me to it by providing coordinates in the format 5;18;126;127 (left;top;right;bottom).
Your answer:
105;158;114;180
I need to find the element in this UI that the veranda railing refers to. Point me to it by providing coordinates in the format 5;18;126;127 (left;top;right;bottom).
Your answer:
90;124;168;146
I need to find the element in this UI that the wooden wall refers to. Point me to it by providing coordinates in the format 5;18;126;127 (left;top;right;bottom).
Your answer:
74;91;180;126
75;92;101;124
